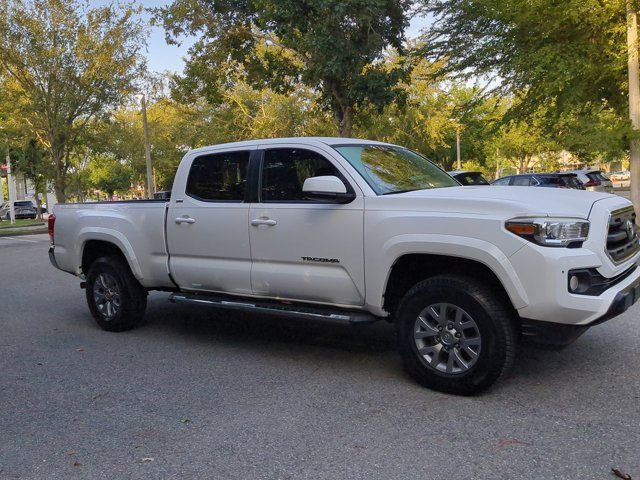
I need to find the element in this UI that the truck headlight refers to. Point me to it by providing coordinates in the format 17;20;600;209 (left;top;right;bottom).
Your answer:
505;217;590;247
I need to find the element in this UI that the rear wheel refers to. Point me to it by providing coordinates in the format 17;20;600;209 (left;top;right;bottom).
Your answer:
396;275;517;395
85;255;147;332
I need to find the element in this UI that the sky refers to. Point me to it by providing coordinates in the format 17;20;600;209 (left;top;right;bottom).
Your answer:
135;0;429;73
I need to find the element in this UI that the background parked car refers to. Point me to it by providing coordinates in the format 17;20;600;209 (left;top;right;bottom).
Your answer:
492;173;584;189
153;190;171;200
556;172;586;190
565;169;613;192
0;201;37;220
20;200;47;214
447;170;490;186
609;171;631;188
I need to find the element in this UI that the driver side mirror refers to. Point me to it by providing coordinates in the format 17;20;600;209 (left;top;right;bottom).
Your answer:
302;176;355;204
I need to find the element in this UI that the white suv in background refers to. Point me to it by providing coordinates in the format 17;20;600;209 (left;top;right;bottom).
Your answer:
567;169;613;193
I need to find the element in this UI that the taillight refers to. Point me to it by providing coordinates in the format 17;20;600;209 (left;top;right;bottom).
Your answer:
48;213;56;244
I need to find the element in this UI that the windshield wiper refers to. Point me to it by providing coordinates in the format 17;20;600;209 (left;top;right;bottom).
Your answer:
382;189;420;195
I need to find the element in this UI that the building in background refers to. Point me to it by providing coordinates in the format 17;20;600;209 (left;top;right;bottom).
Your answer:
1;164;56;213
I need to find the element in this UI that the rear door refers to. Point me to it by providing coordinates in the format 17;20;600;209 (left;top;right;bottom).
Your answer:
248;145;365;306
166;148;255;294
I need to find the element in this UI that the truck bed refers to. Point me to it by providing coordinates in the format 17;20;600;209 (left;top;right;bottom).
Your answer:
52;201;174;289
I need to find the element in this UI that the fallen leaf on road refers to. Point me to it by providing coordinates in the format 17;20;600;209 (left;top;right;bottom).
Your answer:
612;468;632;480
180;418;191;424
67;451;76;456
76;348;84;352
72;462;81;467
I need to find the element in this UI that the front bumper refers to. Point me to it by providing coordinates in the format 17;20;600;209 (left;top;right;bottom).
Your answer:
521;273;640;347
509;238;640;325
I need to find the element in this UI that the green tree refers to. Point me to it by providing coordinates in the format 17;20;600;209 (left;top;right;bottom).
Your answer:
491;120;560;176
11;139;52;218
156;0;413;136
423;0;638;197
424;0;628;120
422;1;635;157
355;58;507;170
88;155;133;199
93;80;338;190
0;0;145;202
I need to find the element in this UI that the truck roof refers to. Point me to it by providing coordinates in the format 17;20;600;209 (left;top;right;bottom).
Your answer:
187;137;393;155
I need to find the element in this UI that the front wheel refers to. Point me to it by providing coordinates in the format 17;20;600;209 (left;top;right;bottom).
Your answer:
85;255;147;332
396;275;518;395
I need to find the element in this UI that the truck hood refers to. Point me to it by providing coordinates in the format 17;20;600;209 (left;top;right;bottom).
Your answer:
378;186;618;219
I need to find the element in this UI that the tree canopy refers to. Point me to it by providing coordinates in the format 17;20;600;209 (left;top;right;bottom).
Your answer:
156;0;414;136
0;0;146;201
423;0;632;161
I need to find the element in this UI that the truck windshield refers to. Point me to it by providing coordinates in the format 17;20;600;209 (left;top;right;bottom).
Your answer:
333;144;458;195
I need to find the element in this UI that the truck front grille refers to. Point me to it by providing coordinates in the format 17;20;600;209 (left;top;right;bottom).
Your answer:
607;206;639;263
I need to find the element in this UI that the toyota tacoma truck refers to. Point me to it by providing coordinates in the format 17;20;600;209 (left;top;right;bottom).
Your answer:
49;137;640;395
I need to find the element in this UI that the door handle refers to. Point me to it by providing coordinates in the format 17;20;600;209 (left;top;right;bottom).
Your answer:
251;218;277;226
175;216;196;225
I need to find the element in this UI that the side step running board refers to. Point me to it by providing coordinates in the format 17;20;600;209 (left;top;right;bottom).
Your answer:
169;293;379;325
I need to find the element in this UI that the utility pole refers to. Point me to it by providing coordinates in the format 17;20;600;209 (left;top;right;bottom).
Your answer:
456;126;462;170
5;150;15;224
627;1;640;222
141;94;154;199
456;127;462;170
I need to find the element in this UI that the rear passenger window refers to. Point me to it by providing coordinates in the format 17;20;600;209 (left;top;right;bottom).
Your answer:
512;176;530;186
492;177;510;186
261;148;343;202
186;151;250;201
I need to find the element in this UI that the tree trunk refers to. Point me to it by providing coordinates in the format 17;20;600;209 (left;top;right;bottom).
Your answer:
35;193;42;220
330;83;354;137
51;145;67;203
53;173;67;203
338;106;353;137
627;1;640;223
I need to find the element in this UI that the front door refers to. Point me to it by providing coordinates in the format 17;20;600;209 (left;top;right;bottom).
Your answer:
249;146;365;306
166;148;254;294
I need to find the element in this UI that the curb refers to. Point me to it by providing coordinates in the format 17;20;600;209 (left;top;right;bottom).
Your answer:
0;227;48;236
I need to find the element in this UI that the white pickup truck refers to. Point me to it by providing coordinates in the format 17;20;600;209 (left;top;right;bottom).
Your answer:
49;137;640;394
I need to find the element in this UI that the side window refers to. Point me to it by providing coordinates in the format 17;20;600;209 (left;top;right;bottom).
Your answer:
512;176;531;186
493;177;510;186
186;150;250;202
261;148;344;202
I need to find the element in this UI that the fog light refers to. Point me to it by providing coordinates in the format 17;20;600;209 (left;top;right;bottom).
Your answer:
569;275;580;292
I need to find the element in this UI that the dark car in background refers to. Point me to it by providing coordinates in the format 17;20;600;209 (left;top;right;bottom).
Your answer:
492;173;585;189
447;170;490;186
0;201;37;220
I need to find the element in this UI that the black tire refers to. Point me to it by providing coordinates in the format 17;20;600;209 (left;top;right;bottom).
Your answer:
85;255;147;332
396;275;518;395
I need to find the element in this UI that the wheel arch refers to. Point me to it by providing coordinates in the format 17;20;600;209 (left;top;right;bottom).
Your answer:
384;253;523;317
78;231;143;280
366;235;529;318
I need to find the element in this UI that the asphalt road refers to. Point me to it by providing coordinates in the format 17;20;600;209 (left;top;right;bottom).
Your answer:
1;234;639;480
